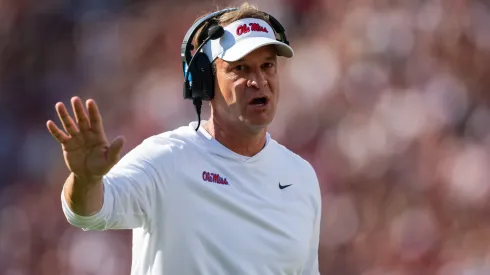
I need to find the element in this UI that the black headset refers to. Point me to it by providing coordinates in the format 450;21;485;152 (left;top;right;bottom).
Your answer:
181;7;290;130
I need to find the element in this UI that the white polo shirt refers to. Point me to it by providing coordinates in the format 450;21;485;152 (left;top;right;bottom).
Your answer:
61;121;321;275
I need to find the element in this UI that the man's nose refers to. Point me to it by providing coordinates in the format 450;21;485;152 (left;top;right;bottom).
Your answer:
247;72;267;88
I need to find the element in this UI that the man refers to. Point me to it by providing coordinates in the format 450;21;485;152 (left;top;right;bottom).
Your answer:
46;2;321;275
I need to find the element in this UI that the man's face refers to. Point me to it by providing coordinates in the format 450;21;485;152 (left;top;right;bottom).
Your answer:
211;45;279;132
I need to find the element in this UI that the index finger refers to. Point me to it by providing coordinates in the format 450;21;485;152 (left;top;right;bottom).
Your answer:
86;99;105;135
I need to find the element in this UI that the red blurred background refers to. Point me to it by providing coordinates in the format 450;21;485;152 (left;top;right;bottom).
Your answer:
1;0;490;274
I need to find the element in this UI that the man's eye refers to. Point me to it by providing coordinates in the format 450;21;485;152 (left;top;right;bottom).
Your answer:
263;63;274;68
234;65;244;71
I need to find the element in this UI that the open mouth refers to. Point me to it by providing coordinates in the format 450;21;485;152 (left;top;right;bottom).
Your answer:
249;96;269;106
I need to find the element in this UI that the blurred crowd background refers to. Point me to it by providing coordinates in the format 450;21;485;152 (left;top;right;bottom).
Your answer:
1;0;490;274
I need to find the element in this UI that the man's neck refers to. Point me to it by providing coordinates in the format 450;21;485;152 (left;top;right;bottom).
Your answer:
203;118;267;157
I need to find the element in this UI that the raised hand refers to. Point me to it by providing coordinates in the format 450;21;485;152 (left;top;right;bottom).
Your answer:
47;97;124;181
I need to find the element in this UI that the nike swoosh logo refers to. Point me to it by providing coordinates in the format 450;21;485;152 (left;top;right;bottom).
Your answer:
279;183;292;189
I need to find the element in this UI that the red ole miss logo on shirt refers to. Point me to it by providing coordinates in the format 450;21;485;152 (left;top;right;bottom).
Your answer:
202;171;229;185
236;23;269;36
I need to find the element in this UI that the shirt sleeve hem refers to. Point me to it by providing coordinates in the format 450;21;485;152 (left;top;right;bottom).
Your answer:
60;179;114;230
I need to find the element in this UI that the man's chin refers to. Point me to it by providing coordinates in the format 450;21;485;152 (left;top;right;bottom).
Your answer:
241;117;274;133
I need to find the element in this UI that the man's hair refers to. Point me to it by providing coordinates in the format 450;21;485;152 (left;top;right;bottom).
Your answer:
192;2;271;50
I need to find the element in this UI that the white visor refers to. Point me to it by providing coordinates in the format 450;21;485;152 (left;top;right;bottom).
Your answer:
202;18;294;62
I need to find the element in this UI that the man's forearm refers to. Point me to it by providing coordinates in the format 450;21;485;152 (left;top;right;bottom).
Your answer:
63;172;104;216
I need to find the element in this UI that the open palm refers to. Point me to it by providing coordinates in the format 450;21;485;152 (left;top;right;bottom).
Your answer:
47;97;124;180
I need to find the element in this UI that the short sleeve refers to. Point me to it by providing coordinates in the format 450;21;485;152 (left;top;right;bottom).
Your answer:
302;163;322;275
61;136;175;232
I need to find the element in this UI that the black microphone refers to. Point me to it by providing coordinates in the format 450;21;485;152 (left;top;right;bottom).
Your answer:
207;25;225;40
184;25;224;131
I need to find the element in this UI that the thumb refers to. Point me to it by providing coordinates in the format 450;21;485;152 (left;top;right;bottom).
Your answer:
107;136;125;164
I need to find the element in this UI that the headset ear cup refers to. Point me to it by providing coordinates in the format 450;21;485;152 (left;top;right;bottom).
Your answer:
193;53;215;101
183;62;192;99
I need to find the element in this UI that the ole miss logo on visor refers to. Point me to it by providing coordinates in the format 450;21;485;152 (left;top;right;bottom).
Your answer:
236;23;269;36
202;171;229;185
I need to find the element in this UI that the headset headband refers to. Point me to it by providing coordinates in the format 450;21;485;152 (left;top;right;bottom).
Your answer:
180;7;289;68
180;8;238;66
